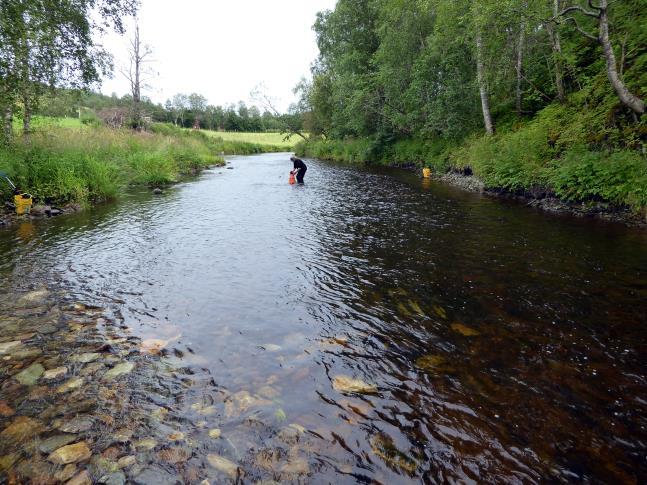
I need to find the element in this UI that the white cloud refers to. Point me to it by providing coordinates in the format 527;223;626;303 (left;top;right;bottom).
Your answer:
98;0;336;112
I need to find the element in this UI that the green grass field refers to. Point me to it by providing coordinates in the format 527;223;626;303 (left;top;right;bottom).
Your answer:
202;130;301;149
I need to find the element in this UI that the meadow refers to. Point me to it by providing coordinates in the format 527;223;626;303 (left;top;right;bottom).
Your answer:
202;130;300;149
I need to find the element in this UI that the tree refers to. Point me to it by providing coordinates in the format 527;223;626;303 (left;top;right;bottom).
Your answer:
0;0;139;139
120;22;154;130
553;0;645;114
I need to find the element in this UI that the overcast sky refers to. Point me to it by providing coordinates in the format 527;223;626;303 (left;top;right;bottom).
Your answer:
99;0;337;111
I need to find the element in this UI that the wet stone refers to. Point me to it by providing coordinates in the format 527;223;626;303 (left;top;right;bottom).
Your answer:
43;366;68;380
0;341;22;354
158;446;190;464
67;470;92;485
80;362;105;376
131;465;179;485
0;400;15;417
56;376;84;393
102;361;134;381
58;416;94;433
332;375;377;394
117;455;136;469
38;324;58;335
14;362;45;385
99;471;126;485
39;434;78;453
71;352;101;364
134;438;157;451
54;463;77;481
112;428;134;443
1;416;44;443
208;428;222;439
47;441;92;464
10;348;42;360
207;454;239;478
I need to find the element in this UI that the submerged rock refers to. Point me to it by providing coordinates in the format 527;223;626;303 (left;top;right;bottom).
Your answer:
415;354;448;372
450;322;480;336
134;438;157;451
102;362;134;380
67;470;92;485
1;416;44;443
207;454;239;478
208;428;222;439
99;471;126;485
131;465;179;485
39;434;77;453
47;441;92;464
332;375;377;394
0;341;22;354
71;352;101;363
0;400;15;417
59;416;94;433
43;366;68;380
14;362;45;386
54;463;77;481
56;376;84;393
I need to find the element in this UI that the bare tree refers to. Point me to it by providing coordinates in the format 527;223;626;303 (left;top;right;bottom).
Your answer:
554;0;644;115
251;83;307;140
120;22;154;130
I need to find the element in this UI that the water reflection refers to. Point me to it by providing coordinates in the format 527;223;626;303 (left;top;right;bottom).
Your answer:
0;153;646;483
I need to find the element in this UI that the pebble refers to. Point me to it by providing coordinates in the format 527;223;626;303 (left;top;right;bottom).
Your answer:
117;455;136;469
71;353;101;364
0;341;22;354
54;463;77;481
43;366;68;380
48;441;92;464
67;470;92;485
59;416;94;433
0;400;15;417
99;471;126;485
56;376;84;393
102;362;134;381
207;454;239;478
208;428;222;439
134;438;157;451
39;434;78;453
14;362;44;385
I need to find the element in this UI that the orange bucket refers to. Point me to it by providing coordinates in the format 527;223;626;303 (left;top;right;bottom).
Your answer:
288;172;296;185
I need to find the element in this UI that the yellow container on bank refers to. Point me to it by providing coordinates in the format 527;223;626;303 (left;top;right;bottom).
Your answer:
14;194;33;215
422;167;432;178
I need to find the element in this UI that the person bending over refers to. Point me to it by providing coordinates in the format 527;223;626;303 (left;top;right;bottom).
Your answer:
290;156;307;184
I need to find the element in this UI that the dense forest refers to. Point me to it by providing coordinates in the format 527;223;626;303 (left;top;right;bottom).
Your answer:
297;0;646;211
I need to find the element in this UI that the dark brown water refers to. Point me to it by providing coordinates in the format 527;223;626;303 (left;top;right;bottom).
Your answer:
1;152;646;483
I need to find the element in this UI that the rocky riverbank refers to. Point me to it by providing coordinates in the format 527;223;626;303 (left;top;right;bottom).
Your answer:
435;171;647;228
0;282;318;483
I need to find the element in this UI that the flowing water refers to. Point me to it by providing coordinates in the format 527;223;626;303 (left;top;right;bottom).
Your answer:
1;152;646;484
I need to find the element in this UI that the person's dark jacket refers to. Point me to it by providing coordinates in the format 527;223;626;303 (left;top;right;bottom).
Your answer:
292;158;307;172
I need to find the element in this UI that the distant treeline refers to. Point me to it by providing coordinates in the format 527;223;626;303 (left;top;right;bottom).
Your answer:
37;89;302;133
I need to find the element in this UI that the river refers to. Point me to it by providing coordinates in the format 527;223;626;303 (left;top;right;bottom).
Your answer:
1;152;646;484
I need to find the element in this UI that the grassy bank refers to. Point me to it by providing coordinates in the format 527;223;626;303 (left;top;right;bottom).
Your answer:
296;102;647;212
201;130;301;149
0;122;282;205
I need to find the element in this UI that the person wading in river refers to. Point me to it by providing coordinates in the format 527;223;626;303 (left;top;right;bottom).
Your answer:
290;156;307;184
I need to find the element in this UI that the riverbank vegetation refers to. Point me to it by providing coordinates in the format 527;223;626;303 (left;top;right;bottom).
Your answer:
296;0;646;212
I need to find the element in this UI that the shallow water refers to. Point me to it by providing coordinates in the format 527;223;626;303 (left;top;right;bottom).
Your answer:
1;152;646;483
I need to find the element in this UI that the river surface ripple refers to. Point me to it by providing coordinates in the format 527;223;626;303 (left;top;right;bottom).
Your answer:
1;152;646;484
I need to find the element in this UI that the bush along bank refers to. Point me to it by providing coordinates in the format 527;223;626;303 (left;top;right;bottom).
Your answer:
0;123;285;226
296;108;647;227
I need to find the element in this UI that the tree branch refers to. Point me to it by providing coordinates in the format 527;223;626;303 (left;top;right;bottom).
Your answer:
554;5;599;20
562;17;598;41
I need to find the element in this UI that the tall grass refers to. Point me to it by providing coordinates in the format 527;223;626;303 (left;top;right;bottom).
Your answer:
0;125;225;204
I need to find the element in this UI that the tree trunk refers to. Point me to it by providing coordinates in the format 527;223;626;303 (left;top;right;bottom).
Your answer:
515;15;526;116
22;92;31;134
476;32;494;135
547;0;565;103
598;0;644;114
3;105;13;143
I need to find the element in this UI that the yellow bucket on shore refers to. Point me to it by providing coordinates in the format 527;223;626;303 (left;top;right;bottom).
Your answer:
14;194;33;215
422;168;432;178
